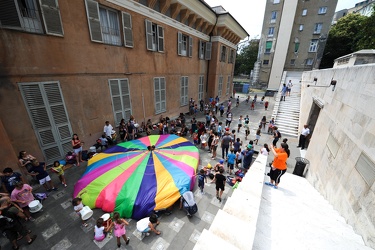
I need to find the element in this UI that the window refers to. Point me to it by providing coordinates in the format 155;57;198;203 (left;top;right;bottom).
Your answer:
146;19;164;52
314;23;322;34
268;27;274;37
265;41;272;53
263;60;269;65
154;77;166;114
309;39;318;52
218;76;223;96
99;7;121;46
85;0;133;46
318;7;327;14
273;0;280;4
180;76;188;106
19;81;73;163
109;79;132;125
220;46;227;62
294;42;300;53
290;59;295;65
270;11;277;23
178;32;192;57
226;75;231;95
198;76;204;101
299;24;304;31
228;49;235;63
302;9;307;16
198;40;212;60
0;0;64;36
305;58;313;65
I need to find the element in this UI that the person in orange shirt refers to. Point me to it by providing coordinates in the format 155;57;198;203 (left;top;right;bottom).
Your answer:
265;143;290;189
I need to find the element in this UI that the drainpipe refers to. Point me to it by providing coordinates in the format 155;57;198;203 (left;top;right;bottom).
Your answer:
205;13;218;101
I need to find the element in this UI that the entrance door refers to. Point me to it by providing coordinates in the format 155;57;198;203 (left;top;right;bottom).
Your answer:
19;82;73;164
306;101;322;148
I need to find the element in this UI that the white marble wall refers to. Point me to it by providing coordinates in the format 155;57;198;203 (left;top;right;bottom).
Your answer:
299;64;375;248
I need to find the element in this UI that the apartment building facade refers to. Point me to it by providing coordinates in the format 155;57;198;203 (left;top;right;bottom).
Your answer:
258;0;337;88
0;0;248;166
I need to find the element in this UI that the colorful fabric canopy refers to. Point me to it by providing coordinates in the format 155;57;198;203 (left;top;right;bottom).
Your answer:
73;134;199;219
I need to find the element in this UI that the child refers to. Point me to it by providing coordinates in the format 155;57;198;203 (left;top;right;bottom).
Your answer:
254;125;261;145
65;151;77;166
261;143;270;156
112;212;130;248
227;149;236;175
192;130;199;146
197;169;207;194
244;115;250;140
235;149;243;168
94;218;111;242
28;160;58;192
200;132;208;150
251;100;255;110
211;132;219;160
237;115;243;133
265;100;269;110
217;122;223;138
72;197;88;227
52;161;67;187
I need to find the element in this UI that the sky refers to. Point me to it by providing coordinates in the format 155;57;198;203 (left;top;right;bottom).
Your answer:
204;0;358;39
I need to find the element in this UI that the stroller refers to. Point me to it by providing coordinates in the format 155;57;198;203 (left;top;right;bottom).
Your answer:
181;191;198;218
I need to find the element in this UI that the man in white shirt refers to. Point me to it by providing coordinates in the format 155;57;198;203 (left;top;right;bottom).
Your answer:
297;124;310;150
104;121;113;144
286;80;293;96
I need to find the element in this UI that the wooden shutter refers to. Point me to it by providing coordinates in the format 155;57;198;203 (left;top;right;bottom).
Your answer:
160;78;166;111
0;0;22;29
145;19;153;51
157;25;164;52
188;36;193;57
120;79;131;121
39;0;64;36
122;12;133;47
84;0;102;43
177;32;182;55
205;42;212;60
154;78;161;113
19;82;73;163
109;79;132;125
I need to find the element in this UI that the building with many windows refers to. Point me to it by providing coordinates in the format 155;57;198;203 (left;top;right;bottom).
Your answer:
257;0;337;88
0;0;248;166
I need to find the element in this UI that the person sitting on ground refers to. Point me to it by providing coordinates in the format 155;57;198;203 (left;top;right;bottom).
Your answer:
1;168;25;194
10;181;35;222
0;195;28;221
136;214;160;236
94;217;111;242
96;134;108;151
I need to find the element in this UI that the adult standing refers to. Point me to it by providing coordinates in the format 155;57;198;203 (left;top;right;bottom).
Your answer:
242;145;254;173
265;143;290;189
119;119;127;142
286;80;293;96
227;99;232;112
219;104;225;117
221;132;232;161
280;84;287;101
225;111;232;127
104;121;114;144
18;151;36;173
272;126;281;147
71;134;83;166
297;125;310;150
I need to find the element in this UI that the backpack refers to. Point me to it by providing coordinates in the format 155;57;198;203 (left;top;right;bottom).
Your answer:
277;130;282;138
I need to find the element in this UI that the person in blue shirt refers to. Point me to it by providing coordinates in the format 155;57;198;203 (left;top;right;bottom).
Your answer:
227;149;236;175
242;145;254;174
28;160;58;192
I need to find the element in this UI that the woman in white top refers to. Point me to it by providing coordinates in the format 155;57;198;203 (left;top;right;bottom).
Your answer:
260;143;270;156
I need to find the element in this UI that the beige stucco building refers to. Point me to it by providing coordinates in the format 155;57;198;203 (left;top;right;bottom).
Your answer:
0;0;248;167
258;0;337;89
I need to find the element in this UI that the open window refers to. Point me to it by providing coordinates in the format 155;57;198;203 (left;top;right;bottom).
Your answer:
178;32;193;57
145;19;164;52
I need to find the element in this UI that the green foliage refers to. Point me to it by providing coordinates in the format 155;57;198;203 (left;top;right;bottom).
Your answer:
234;40;259;76
320;9;375;69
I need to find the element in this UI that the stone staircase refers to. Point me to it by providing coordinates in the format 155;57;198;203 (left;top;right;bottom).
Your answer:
271;77;302;138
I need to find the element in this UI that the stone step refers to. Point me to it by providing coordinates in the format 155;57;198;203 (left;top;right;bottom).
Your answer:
193;229;239;250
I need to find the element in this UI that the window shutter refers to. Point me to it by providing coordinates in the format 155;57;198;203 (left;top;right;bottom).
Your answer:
228;50;231;63
185;77;188;104
205;42;212;60
145;19;153;51
160;78;166;111
84;0;102;43
120;79;131;121
122;12;133;47
0;0;22;29
39;0;64;36
188;36;193;57
157;25;164;52
177;32;182;55
198;41;202;59
109;80;123;125
180;78;184;105
154;78;161;113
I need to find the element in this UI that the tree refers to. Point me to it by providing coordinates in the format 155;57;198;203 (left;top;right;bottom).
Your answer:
356;5;375;50
234;39;259;76
320;13;368;69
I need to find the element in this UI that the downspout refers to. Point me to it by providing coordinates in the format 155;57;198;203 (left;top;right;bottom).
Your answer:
205;13;218;100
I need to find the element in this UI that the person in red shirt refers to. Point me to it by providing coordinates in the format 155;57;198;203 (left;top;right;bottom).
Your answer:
265;143;290;189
